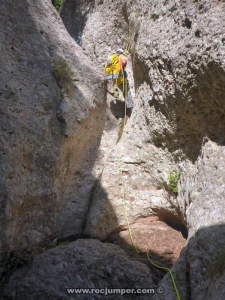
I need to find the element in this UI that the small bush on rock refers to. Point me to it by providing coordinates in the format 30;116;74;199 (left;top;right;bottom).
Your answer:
58;241;70;246
52;59;74;94
39;240;56;250
211;251;225;276
51;0;63;11
168;170;180;194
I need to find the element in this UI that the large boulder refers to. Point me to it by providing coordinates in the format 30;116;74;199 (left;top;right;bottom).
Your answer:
3;239;156;300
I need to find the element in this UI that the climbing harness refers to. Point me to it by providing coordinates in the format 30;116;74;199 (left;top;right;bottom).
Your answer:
119;70;181;300
105;43;131;99
104;38;130;82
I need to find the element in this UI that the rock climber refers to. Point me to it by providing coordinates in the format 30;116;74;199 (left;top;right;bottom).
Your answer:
105;48;133;111
116;48;127;75
115;48;133;110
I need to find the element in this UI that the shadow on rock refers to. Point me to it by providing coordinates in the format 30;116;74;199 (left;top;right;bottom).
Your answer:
152;223;225;300
60;0;95;44
133;54;225;163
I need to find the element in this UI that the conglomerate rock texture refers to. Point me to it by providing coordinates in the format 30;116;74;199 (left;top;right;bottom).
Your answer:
1;0;225;299
61;0;225;235
60;0;225;299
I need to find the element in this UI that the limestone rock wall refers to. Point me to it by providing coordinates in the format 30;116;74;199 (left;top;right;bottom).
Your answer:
61;0;225;238
1;0;225;298
60;1;225;298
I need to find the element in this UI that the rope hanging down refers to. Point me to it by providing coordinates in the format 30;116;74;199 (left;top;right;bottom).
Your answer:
119;70;181;300
124;38;130;56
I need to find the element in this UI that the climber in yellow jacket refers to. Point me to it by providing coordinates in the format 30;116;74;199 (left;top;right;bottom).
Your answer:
116;48;133;110
105;48;133;110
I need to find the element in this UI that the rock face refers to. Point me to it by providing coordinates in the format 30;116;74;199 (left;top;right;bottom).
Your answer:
3;239;156;300
60;0;225;299
61;0;225;239
1;0;225;299
174;141;225;300
0;0;106;253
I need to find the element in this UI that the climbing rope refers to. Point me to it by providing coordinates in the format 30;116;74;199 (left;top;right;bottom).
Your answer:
124;38;130;56
119;70;181;300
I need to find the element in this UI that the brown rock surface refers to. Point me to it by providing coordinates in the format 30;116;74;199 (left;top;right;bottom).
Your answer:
107;216;186;268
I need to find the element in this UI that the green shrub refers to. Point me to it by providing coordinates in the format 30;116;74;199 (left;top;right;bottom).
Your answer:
58;241;70;246
52;0;63;11
52;59;74;94
211;251;225;276
39;240;56;250
168;170;180;194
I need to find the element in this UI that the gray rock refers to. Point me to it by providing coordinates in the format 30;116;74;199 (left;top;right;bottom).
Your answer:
3;239;156;300
2;0;225;298
0;0;106;253
61;0;225;237
61;1;225;299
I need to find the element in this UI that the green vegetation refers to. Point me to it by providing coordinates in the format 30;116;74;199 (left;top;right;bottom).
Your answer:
168;170;180;194
128;245;135;251
39;240;56;250
58;241;70;246
211;251;225;276
52;0;63;11
52;59;74;94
